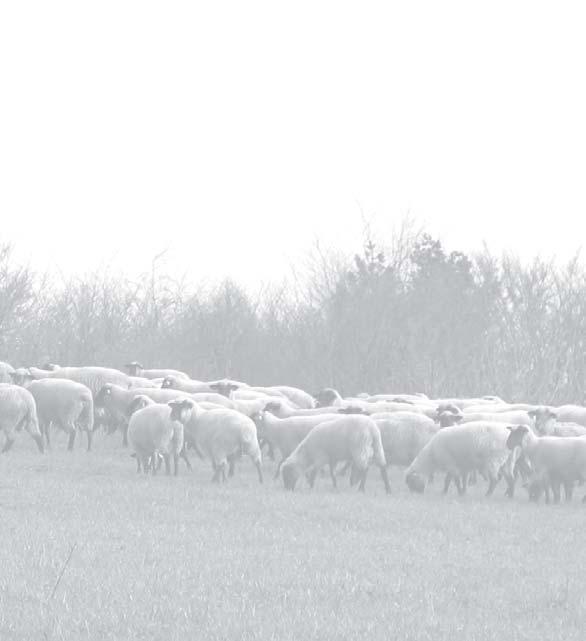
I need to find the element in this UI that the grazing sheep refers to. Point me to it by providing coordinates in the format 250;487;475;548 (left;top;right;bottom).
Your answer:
405;421;514;496
506;425;586;503
125;362;190;380
529;407;586;436
27;379;94;451
168;399;263;484
126;397;184;476
253;410;341;479
0;384;44;452
280;414;390;494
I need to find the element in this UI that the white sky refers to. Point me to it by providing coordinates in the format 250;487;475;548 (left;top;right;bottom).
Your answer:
1;1;585;285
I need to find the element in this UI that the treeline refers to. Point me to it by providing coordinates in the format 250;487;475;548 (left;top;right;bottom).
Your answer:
0;221;584;404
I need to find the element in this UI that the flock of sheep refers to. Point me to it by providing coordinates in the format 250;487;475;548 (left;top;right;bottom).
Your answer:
1;360;586;505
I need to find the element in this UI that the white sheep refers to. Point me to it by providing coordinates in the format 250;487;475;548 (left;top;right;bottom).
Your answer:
280;414;390;493
373;411;439;467
405;421;514;496
263;386;315;409
553;404;586;427
0;384;44;452
26;379;94;451
168;398;263;484
506;425;586;503
161;375;216;394
529;406;586;436
126;397;184;475
253;410;341;479
125;362;190;380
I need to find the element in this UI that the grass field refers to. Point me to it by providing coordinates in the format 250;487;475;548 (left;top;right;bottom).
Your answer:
1;432;585;641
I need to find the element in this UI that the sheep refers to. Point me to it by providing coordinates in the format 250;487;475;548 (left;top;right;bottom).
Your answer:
405;421;514;496
95;383;206;445
126;397;184;476
0;361;15;384
366;393;429;404
168;398;263;484
313;388;344;408
553;404;586;427
280;414;390;494
207;379;250;396
373;412;439;467
506;425;586;504
125;362;190;380
127;376;160;389
441;409;534;428
24;366;130;394
161;375;211;393
252;410;341;479
268;386;315;409
432;397;503;411
528;406;586;437
0;384;44;453
26;379;94;451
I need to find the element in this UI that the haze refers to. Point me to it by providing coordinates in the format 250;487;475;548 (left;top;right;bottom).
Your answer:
1;1;585;285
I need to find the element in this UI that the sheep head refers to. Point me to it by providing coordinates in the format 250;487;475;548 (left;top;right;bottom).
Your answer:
168;398;196;424
505;425;530;450
405;471;425;494
161;376;175;389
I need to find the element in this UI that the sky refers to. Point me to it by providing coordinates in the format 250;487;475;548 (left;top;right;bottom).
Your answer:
1;1;585;286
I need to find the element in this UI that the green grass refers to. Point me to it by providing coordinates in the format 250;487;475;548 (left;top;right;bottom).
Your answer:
1;432;585;640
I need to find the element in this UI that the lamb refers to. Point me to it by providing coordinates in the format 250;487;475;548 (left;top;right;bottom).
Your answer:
0;384;44;452
253;410;341;479
26;379;94;451
506;425;586;503
126;397;184;475
168;398;263;484
279;414;390;493
125;362;190;380
529;407;586;435
405;421;514;496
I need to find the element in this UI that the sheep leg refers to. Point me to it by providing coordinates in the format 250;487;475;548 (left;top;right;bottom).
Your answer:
564;482;573;502
67;428;77;452
329;462;338;490
173;453;179;476
43;422;52;450
460;473;468;495
122;424;129;447
273;458;284;480
2;436;15;453
379;466;391;494
337;461;351;478
485;476;498;497
163;454;171;476
358;468;368;493
551;480;561;504
307;468;318;489
180;448;192;471
227;454;236;478
443;474;453;494
255;460;264;484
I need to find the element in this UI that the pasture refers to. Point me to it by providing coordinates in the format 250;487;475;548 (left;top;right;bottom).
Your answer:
1;433;585;641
